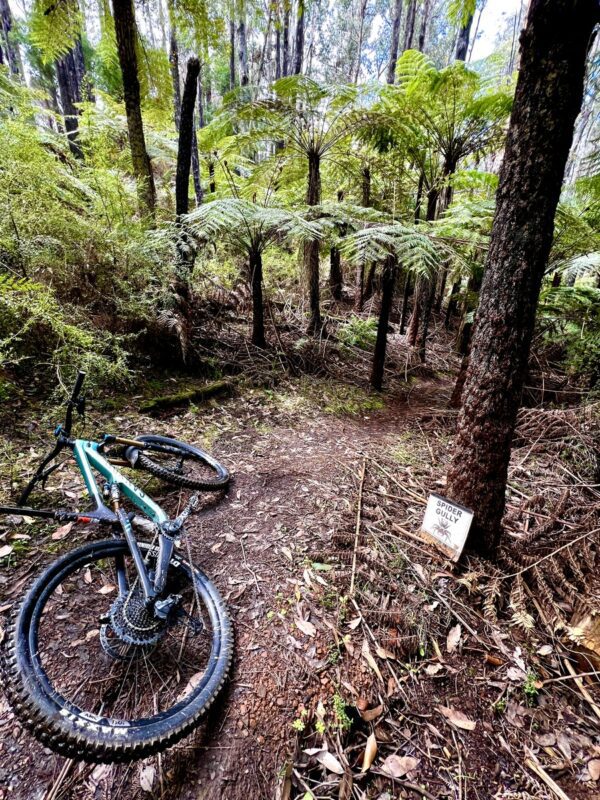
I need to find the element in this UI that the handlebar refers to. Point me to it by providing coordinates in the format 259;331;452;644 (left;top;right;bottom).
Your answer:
64;370;86;436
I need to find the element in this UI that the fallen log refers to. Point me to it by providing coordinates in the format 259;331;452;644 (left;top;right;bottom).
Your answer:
140;379;233;413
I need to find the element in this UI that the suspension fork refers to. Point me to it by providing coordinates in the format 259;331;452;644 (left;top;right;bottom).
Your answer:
110;485;174;603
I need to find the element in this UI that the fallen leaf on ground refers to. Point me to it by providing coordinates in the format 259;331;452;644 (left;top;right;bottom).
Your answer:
535;733;556;747
348;617;361;630
588;759;600;781
177;671;204;701
381;754;420;778
315;750;344;775
139;764;155;793
376;645;396;660
446;624;462;653
360;704;384;722
52;522;73;541
426;663;443;676
361;733;377;772
295;618;316;637
0;545;13;558
361;639;383;682
437;705;476;731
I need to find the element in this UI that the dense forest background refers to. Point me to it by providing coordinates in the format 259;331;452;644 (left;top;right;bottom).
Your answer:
0;0;597;398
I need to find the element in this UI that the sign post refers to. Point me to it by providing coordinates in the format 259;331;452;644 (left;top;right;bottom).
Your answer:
420;493;474;561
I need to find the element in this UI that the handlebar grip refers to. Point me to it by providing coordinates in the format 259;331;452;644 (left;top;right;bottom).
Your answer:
70;370;86;402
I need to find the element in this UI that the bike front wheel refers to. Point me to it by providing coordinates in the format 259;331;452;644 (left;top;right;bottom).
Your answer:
2;539;233;763
127;435;230;491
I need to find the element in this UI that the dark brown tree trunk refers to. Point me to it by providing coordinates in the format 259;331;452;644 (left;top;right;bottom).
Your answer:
416;278;435;361
455;13;473;61
113;0;156;217
191;74;204;206
355;165;371;310
370;254;397;390
305;151;321;334
408;186;438;353
238;18;249;85
250;249;266;347
455;272;481;355
293;0;305;75
449;353;469;408
403;0;417;51
176;57;200;218
386;0;403;84
329;189;344;300
56;47;84;158
282;8;290;76
364;262;377;300
275;26;282;79
445;280;460;327
446;0;598;558
208;160;216;193
0;0;22;78
417;0;431;52
229;18;236;89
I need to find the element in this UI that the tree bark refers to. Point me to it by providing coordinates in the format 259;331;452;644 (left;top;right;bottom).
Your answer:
446;0;598;558
355;165;371;310
305;151;321;334
417;0;431;52
169;22;181;129
250;249;266;347
353;0;368;83
386;0;403;84
408;185;438;353
238;18;249;86
176;57;200;218
229;18;236;89
282;7;290;76
455;13;474;61
329;188;344;300
275;25;282;79
293;0;305;75
0;0;23;78
399;272;411;334
370;255;397;390
445;280;460;327
403;0;417;52
113;0;156;217
56;46;84;158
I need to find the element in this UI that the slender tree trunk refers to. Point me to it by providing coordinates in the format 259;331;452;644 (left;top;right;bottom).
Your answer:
416;278;435;361
445;280;460;327
238;18;249;85
282;8;290;76
229;18;236;89
446;0;598;558
408;186;438;352
0;0;23;78
403;0;417;51
364;262;377;300
293;0;305;75
113;0;156;217
417;0;431;52
250;249;266;347
305;151;321;334
169;24;181;129
329;189;344;300
386;0;403;84
190;73;204;206
56;47;84;158
353;0;368;83
400;273;411;334
176;57;200;219
275;25;282;78
257;9;272;84
455;13;474;61
355;165;371;310
370;255;397;390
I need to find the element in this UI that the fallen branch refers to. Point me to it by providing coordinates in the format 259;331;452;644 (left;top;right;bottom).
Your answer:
139;379;233;413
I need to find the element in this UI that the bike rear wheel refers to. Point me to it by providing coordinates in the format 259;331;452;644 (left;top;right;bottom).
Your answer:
127;435;230;491
2;539;233;763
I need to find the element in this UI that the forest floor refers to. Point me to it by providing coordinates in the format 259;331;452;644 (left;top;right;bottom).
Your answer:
1;321;600;800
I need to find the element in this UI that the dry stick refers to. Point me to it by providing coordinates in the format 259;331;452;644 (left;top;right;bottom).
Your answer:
524;755;572;800
562;657;600;721
365;455;427;505
350;457;367;596
541;669;600;686
44;759;75;800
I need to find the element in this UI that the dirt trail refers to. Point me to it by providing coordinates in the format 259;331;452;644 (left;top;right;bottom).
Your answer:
0;378;444;800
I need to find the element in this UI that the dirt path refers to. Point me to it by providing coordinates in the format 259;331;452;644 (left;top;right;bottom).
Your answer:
0;378;441;800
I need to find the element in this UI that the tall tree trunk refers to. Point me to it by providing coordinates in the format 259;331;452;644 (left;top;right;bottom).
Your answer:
191;73;204;206
399;272;411;334
229;18;236;89
305;151;321;334
56;47;84;158
0;0;23;78
257;9;272;84
455;13;474;61
238;18;249;86
408;186;438;352
275;25;282;78
176;57;200;219
403;0;417;51
364;262;377;301
113;0;156;217
445;280;460;327
370;255;397;390
169;23;181;129
386;0;403;84
353;0;368;83
329;189;344;301
293;0;305;74
282;8;290;76
446;0;598;558
417;0;431;52
250;249;266;347
355;165;371;310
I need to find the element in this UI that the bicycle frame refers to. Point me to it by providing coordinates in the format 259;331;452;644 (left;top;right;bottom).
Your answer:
0;438;177;605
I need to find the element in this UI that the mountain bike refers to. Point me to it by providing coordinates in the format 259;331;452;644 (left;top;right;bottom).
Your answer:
0;371;233;763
